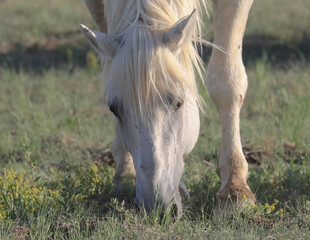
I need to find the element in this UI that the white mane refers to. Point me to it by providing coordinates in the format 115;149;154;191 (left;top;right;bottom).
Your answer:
101;0;206;120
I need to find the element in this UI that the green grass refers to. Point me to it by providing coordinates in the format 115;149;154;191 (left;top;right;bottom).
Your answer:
0;67;114;173
1;59;309;176
0;0;92;47
0;164;310;239
0;59;309;239
1;0;310;238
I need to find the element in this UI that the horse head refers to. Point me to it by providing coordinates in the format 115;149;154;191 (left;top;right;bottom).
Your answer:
81;10;200;216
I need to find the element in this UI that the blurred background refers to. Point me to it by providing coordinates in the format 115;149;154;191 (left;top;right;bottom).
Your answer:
1;0;309;69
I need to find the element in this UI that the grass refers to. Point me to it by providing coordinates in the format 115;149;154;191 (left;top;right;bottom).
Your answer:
247;0;310;43
0;59;309;238
0;67;113;177
1;59;309;175
0;0;310;238
0;0;92;47
1;0;310;49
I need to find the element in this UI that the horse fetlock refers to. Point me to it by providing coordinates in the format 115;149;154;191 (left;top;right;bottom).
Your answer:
230;150;249;179
217;150;251;201
220;150;248;175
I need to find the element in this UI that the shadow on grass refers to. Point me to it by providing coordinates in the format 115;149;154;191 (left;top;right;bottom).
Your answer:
1;33;310;73
0;43;89;73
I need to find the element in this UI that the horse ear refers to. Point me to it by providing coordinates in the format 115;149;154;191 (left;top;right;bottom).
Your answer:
80;24;120;58
162;9;197;52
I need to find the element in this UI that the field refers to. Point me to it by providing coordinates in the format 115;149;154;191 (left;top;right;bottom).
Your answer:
0;0;310;239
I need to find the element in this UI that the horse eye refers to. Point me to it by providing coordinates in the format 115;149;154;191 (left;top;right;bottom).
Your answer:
109;105;117;115
174;100;184;111
108;102;120;118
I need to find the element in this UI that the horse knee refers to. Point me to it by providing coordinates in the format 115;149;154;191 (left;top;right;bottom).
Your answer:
206;63;248;114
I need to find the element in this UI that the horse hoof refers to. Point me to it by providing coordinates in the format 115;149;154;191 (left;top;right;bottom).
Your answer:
215;181;256;209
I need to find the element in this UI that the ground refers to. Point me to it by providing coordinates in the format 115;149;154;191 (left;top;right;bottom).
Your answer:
0;0;309;239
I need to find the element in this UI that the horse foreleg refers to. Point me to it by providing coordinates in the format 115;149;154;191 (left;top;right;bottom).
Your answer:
206;0;255;207
112;124;136;191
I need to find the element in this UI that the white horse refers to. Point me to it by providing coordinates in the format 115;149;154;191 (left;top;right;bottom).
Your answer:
81;0;255;215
